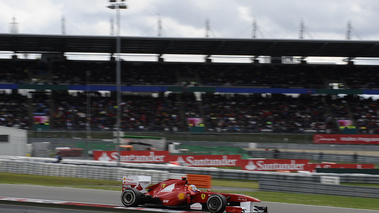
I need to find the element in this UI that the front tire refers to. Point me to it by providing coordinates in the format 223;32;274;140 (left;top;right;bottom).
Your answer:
206;194;227;213
121;188;142;207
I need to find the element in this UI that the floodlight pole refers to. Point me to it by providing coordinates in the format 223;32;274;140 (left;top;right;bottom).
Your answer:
116;5;121;167
108;0;127;166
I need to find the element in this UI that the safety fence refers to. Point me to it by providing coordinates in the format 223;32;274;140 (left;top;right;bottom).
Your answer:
0;158;169;184
248;150;379;164
260;179;379;198
1;156;379;185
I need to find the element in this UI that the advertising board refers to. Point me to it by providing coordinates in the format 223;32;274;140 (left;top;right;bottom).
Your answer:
304;163;375;172
93;151;170;163
238;159;309;171
313;134;379;145
166;155;241;167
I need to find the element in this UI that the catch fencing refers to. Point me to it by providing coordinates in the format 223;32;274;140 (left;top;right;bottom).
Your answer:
260;179;379;198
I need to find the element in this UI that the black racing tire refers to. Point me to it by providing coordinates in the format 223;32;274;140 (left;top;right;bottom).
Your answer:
121;188;142;207
206;194;227;213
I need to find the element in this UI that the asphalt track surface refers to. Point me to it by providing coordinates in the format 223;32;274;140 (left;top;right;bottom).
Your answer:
0;204;112;213
0;184;378;213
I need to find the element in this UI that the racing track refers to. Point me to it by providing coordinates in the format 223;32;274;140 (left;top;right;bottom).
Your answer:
0;184;377;213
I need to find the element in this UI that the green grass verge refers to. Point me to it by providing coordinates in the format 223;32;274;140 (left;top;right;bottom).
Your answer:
0;173;378;210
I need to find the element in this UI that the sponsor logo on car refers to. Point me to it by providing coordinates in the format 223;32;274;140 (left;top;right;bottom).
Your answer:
178;193;185;200
237;197;248;202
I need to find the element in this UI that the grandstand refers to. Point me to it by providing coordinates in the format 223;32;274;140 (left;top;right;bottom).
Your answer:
0;34;378;136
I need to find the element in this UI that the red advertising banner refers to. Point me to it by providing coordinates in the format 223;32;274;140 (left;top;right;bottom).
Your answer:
313;134;379;145
238;159;309;171
93;151;376;173
304;163;375;172
166;155;241;167
93;151;170;163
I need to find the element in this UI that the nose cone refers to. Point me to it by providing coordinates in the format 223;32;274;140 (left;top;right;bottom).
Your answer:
240;194;261;202
251;197;261;202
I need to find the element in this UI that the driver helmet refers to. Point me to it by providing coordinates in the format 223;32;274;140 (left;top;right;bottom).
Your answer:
188;184;197;191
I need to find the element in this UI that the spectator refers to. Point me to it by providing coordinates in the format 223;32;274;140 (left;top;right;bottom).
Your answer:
353;152;358;163
273;149;280;159
318;152;324;163
55;152;62;163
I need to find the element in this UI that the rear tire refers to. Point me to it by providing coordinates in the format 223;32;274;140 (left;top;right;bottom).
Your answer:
121;188;142;207
206;194;227;213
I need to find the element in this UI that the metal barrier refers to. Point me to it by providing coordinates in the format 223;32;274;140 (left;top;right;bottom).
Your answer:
260;179;379;198
320;176;340;184
0;158;168;184
1;156;379;185
248;150;379;164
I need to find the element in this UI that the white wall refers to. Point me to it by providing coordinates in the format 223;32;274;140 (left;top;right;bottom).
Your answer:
0;126;27;156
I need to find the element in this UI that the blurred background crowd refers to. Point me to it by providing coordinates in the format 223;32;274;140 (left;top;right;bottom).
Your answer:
0;59;378;134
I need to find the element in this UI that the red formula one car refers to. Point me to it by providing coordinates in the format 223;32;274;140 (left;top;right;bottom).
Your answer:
121;176;268;213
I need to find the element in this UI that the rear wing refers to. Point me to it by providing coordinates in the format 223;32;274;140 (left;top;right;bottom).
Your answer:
122;176;151;193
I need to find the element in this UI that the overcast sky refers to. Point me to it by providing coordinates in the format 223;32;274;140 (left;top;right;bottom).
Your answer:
1;0;379;40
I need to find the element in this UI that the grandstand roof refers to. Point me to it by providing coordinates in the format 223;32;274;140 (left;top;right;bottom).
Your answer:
2;33;379;58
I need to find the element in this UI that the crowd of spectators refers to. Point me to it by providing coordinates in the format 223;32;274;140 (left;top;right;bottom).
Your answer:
51;61;178;85
0;92;29;129
50;91;186;132
197;63;325;88
343;95;379;133
1;90;378;134
0;59;48;84
1;58;379;89
320;65;379;89
0;60;30;84
202;93;335;133
0;58;378;134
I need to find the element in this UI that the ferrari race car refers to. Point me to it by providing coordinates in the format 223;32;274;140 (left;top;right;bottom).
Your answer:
121;176;268;213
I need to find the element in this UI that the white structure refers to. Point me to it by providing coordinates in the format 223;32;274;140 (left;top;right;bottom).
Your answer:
0;126;27;156
321;176;340;185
